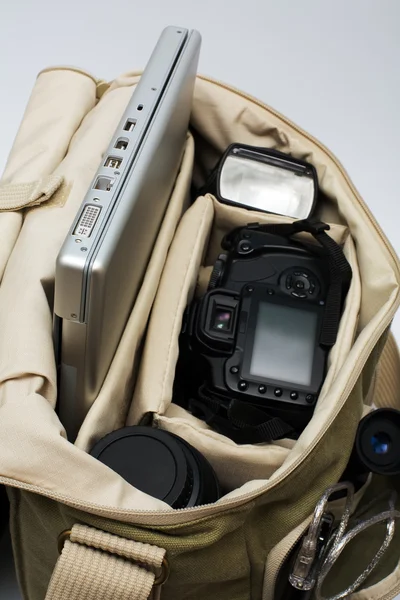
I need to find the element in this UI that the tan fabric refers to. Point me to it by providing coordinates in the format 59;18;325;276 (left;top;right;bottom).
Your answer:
0;213;22;283
0;67;95;282
350;560;400;600
0;71;397;513
191;78;399;332
127;194;214;426
0;72;399;512
2;71;400;600
1;68;96;185
0;176;64;211
374;332;400;410
156;407;294;490
0;79;141;412
70;524;165;566
130;194;361;491
205;198;349;266
46;524;165;600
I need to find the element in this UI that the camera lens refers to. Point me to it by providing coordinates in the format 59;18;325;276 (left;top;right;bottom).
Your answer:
90;427;220;508
213;307;233;331
355;409;400;476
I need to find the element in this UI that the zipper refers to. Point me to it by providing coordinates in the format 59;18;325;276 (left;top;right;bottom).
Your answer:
1;78;400;527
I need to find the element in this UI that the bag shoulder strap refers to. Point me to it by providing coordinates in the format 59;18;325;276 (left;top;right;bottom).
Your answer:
46;524;167;600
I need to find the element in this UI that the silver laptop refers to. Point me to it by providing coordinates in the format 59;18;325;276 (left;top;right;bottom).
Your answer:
54;26;201;440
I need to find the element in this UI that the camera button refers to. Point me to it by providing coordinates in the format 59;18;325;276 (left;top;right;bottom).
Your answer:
230;366;239;374
286;275;293;289
306;394;315;404
291;292;307;299
290;391;298;400
274;388;283;397
267;289;274;295
258;384;267;394
238;380;248;391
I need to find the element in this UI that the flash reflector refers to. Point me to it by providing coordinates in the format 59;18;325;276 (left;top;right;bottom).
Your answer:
212;144;318;219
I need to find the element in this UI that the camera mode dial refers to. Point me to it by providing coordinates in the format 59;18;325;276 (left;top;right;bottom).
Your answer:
280;267;320;299
208;254;228;290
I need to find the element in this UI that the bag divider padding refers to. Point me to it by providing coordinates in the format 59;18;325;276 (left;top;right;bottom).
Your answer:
129;194;361;491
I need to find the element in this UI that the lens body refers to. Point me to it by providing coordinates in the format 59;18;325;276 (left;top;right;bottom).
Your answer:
91;426;220;508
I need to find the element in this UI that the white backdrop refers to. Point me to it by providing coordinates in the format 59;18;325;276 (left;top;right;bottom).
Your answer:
0;0;399;598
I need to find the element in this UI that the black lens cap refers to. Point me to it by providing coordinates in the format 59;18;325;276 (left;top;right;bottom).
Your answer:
90;427;220;508
356;409;400;476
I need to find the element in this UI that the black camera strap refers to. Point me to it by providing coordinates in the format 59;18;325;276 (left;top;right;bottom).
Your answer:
223;219;352;347
190;384;295;444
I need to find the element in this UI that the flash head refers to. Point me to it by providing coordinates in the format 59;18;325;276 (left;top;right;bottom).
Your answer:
205;144;318;219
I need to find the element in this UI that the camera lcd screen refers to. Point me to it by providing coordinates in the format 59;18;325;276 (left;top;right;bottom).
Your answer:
249;302;318;387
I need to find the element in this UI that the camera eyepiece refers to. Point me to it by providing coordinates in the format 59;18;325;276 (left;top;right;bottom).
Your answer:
355;409;400;476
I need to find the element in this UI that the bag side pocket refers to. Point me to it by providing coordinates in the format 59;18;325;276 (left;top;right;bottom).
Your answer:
262;479;374;600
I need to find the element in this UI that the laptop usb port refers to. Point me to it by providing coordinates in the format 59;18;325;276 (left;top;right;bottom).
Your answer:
104;156;122;169
114;138;128;151
94;176;115;191
124;119;137;132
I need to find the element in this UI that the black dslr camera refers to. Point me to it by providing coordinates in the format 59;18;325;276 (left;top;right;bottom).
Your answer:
178;220;351;443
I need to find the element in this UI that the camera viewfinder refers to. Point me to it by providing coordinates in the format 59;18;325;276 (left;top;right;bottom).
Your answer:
212;307;233;332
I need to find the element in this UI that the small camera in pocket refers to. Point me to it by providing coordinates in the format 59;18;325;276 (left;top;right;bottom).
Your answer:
177;221;351;442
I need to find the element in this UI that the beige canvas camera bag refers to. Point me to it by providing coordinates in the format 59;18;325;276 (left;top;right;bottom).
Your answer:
0;65;399;600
